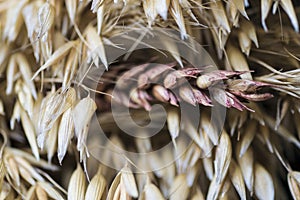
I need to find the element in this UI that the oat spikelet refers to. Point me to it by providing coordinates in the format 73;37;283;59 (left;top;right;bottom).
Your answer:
85;168;107;200
288;171;300;200
67;164;87;200
254;163;275;200
73;96;97;163
57;108;74;164
32;40;78;79
170;0;187;39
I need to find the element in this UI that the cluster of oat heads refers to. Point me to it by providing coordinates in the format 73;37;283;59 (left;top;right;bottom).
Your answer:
0;0;300;199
